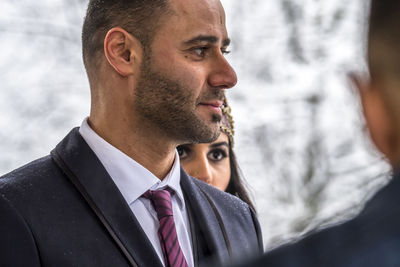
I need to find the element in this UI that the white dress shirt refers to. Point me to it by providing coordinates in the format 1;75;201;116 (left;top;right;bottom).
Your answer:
79;118;194;267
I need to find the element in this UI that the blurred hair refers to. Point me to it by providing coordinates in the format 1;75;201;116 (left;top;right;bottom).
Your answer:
368;0;400;133
219;96;254;209
81;0;170;77
368;0;400;81
225;140;256;212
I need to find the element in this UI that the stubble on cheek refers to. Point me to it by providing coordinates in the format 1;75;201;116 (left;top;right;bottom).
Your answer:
133;59;222;144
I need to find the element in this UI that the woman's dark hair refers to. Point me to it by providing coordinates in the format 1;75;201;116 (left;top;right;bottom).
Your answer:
225;141;256;212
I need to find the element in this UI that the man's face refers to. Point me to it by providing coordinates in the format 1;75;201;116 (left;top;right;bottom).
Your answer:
133;0;237;144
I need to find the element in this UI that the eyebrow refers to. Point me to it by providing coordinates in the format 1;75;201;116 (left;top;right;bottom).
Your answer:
184;35;231;47
209;142;229;149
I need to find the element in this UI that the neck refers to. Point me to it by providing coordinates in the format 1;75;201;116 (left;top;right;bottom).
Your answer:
88;111;177;180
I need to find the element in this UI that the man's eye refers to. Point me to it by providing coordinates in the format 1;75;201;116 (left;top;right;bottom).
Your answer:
192;47;209;57
208;149;227;162
221;49;231;55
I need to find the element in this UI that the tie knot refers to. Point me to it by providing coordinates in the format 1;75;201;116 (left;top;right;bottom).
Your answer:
143;188;174;219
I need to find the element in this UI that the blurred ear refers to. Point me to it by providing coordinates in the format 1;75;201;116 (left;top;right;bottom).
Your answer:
104;27;143;76
352;75;395;161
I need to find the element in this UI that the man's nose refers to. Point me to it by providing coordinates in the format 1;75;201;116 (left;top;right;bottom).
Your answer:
208;55;237;89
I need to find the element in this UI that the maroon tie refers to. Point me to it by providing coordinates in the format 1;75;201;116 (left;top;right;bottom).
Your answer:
143;189;189;267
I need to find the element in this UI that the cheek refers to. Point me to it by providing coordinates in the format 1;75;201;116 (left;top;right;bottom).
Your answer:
179;158;195;175
153;51;208;94
172;64;207;93
212;160;231;191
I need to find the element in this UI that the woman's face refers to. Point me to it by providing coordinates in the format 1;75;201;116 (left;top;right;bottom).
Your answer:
177;133;231;191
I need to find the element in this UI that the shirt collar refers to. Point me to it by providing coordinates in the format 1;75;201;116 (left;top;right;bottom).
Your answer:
79;118;184;207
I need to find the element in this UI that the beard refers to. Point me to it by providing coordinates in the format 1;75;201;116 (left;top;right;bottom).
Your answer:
133;54;224;144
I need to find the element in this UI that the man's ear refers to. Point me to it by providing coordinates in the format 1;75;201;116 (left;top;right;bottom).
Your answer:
352;75;395;160
104;27;143;76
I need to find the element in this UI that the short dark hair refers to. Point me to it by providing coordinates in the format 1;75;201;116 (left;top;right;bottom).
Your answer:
82;0;169;74
368;0;400;81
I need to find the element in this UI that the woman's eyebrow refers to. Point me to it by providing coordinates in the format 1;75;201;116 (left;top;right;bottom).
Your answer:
209;142;229;148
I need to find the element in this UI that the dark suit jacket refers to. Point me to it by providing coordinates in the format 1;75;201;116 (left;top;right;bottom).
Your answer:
237;172;400;267
0;128;263;267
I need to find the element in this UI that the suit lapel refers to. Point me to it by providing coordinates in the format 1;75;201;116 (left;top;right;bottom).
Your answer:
180;168;230;265
52;128;163;267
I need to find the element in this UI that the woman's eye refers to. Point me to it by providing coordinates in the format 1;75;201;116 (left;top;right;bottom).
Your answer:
177;146;189;159
208;149;227;161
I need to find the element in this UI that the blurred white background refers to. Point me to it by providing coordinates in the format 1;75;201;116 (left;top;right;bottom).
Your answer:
0;0;390;249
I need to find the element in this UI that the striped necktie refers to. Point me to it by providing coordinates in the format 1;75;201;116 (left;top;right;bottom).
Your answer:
143;188;189;267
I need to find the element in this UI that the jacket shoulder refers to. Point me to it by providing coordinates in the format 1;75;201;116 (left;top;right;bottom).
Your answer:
0;156;56;267
0;155;67;209
192;177;251;214
191;177;263;254
256;176;400;267
1;155;56;188
0;193;41;266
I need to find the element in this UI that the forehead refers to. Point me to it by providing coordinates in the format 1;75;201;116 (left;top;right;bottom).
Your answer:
166;0;228;38
204;133;229;148
188;133;229;152
171;0;225;21
215;132;229;143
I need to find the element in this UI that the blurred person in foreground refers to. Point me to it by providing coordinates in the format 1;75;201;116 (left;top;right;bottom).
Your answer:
178;96;255;210
0;0;263;266
235;0;400;266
